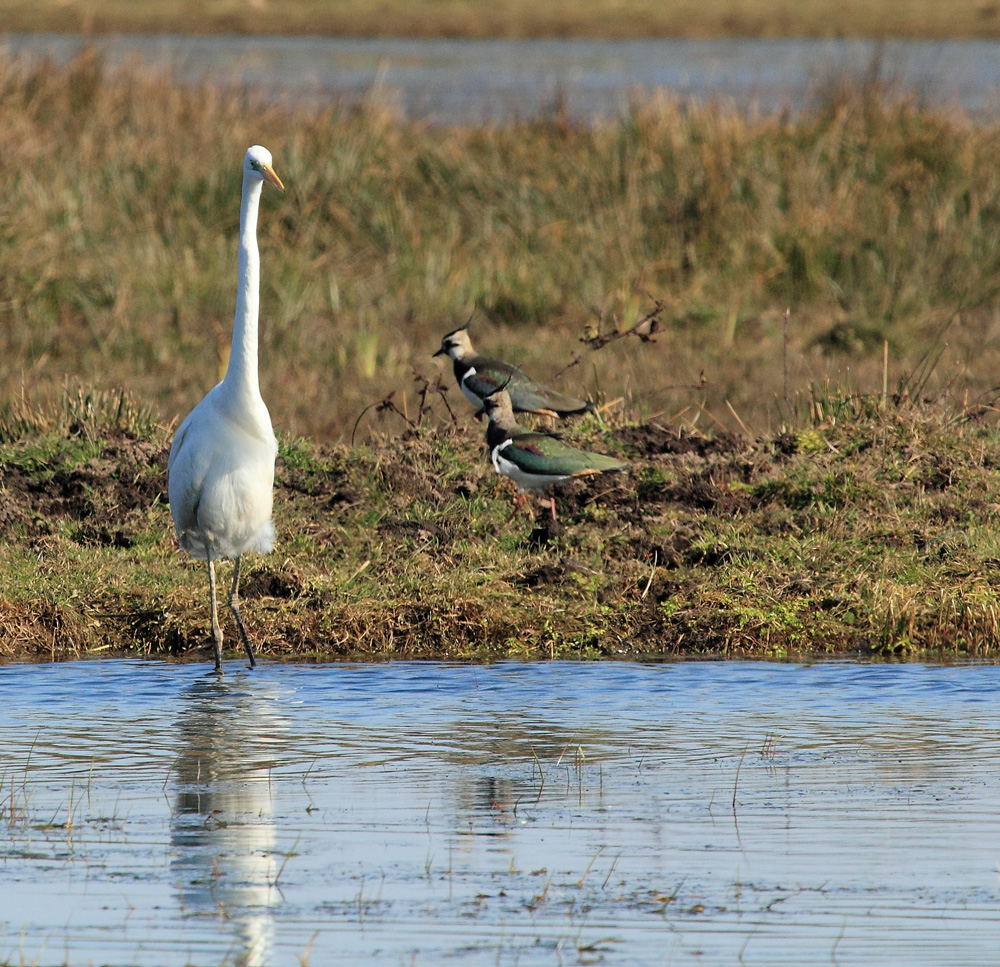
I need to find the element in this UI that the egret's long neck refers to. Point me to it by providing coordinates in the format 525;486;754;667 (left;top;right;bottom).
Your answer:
223;174;263;401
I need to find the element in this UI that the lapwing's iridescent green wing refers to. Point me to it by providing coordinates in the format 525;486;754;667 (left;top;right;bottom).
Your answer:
503;427;628;478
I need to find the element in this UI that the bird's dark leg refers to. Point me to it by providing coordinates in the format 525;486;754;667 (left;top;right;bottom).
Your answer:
207;558;224;674
229;554;256;669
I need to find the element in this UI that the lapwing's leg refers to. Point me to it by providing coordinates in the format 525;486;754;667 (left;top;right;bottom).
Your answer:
507;490;526;522
228;555;256;669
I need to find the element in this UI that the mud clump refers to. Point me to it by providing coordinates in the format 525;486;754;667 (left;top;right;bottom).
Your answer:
0;430;167;543
377;516;451;546
241;568;304;600
614;425;747;459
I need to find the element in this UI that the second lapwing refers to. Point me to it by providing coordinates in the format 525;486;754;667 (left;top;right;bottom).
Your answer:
434;319;593;419
482;388;627;520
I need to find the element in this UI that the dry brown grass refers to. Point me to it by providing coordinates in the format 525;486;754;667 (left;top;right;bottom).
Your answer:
5;51;1000;446
1;0;998;38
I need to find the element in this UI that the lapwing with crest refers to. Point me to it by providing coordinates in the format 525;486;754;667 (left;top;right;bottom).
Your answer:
435;317;594;419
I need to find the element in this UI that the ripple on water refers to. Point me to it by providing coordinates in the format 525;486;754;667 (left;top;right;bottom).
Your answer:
1;659;999;966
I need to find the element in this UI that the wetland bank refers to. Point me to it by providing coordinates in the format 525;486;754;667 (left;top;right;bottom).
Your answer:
6;48;1000;661
4;380;1000;663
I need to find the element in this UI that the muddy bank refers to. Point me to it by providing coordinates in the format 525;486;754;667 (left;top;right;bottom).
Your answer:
2;398;999;664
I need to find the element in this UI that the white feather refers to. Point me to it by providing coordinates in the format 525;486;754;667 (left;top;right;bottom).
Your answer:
459;365;485;407
166;145;283;670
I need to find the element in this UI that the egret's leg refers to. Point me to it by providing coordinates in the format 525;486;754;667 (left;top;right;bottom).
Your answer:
207;558;224;673
229;555;256;669
549;495;558;520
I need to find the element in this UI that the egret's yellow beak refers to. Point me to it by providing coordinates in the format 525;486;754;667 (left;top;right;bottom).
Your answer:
260;164;285;192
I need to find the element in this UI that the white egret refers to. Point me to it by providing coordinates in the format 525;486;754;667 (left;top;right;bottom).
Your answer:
167;145;284;673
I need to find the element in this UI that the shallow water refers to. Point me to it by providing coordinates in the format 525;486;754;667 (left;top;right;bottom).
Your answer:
4;35;1000;121
1;659;999;966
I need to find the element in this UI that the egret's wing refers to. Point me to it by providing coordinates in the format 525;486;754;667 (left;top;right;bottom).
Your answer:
166;400;219;542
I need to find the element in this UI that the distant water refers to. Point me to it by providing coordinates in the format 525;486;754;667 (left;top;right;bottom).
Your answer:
3;34;1000;121
2;659;1000;966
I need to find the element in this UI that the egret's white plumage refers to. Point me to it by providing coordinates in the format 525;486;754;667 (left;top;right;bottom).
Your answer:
167;145;284;672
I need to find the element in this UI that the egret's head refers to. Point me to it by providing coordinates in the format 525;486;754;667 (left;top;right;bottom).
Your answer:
245;145;284;192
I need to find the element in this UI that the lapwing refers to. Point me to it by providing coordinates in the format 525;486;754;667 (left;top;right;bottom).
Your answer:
434;320;593;419
482;388;628;520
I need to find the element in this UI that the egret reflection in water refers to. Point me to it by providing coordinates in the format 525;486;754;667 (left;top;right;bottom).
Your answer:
170;675;289;966
4;660;1000;967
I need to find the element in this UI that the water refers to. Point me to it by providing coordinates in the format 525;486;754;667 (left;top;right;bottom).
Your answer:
1;659;999;966
3;35;1000;121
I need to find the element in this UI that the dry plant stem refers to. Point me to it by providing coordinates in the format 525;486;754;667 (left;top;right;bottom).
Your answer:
782;308;790;410
732;742;748;812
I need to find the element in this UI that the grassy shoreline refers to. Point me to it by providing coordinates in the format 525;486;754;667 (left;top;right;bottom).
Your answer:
2;385;1000;664
2;0;999;40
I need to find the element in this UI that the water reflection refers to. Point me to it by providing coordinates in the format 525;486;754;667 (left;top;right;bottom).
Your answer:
170;675;288;967
3;660;1000;967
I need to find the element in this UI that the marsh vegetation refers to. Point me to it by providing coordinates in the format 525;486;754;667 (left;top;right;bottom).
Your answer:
4;53;1000;660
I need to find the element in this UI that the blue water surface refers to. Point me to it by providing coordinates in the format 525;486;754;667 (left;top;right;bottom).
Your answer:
1;659;999;966
4;35;1000;121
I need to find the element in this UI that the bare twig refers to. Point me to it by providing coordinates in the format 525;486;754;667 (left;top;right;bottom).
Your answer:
350;391;415;445
550;300;664;383
412;365;457;424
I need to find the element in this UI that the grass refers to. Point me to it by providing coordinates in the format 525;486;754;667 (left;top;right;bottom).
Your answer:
2;0;999;39
5;52;1000;447
3;377;1000;662
5;53;1000;660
